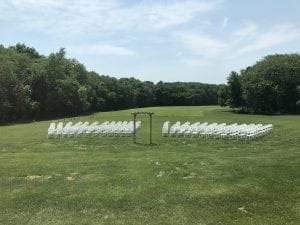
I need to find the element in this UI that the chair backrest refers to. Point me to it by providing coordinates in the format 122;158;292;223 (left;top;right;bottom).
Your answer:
73;121;83;127
48;122;56;131
90;121;99;127
64;122;73;129
56;122;63;129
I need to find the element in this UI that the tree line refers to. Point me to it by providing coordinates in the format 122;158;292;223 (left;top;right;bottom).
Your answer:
0;43;220;124
218;54;300;114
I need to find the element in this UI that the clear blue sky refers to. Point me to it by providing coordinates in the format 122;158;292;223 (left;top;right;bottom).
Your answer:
1;0;299;84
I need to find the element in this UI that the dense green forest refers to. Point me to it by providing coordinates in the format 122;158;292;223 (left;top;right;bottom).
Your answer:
2;43;298;124
219;54;300;114
0;44;219;123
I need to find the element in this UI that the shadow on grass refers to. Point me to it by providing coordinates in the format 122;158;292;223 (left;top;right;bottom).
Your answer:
134;142;159;146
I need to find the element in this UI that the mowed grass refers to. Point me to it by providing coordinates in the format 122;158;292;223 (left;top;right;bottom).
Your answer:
0;106;299;225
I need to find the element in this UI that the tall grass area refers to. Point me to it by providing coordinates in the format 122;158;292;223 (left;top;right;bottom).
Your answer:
0;106;299;225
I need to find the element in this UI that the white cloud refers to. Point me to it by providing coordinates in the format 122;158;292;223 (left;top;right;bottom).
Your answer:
222;17;229;29
68;43;135;56
238;24;300;54
0;0;222;35
143;0;222;29
178;32;227;58
233;22;258;38
181;58;209;66
178;22;300;65
6;0;62;7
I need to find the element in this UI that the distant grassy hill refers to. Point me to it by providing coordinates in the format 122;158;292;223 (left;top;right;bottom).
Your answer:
0;106;299;225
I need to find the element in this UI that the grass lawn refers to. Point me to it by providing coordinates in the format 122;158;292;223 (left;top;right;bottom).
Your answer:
0;106;299;225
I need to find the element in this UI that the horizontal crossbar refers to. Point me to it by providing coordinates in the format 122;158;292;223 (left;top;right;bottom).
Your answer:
131;112;154;115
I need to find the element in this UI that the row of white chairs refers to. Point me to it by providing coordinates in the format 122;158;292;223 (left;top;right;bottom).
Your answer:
162;121;273;140
162;121;170;137
48;121;141;138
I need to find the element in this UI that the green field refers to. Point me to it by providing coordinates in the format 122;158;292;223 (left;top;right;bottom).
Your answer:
0;106;299;225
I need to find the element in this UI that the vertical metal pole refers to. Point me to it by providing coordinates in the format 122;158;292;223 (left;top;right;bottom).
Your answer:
133;114;136;143
149;114;152;144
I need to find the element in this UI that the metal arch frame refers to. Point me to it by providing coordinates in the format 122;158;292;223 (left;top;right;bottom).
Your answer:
131;112;154;144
